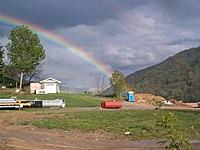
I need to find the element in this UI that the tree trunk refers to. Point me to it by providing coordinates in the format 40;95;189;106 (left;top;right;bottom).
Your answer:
19;72;24;91
15;81;18;89
28;73;34;83
117;91;120;99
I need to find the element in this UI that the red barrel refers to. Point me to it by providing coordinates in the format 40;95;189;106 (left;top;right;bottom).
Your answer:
101;100;122;109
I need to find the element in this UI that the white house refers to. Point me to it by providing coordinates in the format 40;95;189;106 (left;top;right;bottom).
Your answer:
30;78;61;94
40;78;61;94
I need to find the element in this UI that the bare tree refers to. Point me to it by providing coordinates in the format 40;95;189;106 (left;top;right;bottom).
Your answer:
93;73;109;94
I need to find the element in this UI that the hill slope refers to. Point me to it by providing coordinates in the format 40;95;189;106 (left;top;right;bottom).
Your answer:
126;46;200;101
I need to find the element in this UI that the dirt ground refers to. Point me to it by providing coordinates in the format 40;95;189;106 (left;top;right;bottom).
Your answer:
0;103;200;150
122;101;200;110
0;110;165;150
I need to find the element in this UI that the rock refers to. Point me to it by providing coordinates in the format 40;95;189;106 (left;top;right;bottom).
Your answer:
124;131;131;135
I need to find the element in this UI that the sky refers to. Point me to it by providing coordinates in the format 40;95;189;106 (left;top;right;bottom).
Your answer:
0;0;200;91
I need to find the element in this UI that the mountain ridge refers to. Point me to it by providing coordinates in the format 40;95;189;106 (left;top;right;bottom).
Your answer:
125;46;200;101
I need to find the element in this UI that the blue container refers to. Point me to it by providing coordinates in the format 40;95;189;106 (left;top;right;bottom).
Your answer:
128;91;134;102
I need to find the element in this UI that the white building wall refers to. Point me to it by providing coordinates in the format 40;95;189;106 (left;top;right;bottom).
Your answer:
30;83;42;94
44;83;57;93
33;78;61;94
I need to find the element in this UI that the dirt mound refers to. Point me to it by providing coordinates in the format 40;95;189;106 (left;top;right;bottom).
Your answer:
135;93;166;104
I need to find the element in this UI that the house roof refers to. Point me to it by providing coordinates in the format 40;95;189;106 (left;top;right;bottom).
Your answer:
40;78;61;84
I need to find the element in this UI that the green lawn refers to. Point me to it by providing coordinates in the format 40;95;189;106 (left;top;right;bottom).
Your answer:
21;109;200;139
0;93;102;107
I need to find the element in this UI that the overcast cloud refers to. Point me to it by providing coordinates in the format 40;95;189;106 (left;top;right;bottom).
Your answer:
0;0;200;91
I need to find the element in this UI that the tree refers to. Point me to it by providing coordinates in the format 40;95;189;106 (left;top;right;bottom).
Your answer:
110;70;127;98
93;72;109;94
0;43;4;77
4;65;20;88
7;25;45;91
25;65;43;83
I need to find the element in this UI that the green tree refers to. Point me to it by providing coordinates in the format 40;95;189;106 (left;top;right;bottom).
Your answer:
7;25;45;91
110;70;127;98
4;65;20;88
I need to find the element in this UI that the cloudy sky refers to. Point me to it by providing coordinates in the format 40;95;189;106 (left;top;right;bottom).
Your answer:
0;0;200;91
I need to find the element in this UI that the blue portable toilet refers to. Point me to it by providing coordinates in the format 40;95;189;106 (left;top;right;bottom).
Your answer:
128;91;135;102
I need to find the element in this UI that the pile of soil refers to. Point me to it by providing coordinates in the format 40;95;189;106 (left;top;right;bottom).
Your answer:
135;93;166;104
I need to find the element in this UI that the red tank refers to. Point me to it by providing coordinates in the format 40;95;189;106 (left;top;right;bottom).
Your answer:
101;100;122;109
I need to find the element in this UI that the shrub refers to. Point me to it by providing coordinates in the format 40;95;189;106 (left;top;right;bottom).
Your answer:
155;112;191;150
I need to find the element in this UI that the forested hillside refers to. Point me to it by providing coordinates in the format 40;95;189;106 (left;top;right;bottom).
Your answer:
126;46;200;101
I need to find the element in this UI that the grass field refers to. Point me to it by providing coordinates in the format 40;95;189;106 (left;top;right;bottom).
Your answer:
2;93;200;140
21;109;200;140
0;93;102;107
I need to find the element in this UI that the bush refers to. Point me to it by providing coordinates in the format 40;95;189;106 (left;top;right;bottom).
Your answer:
155;112;191;150
153;99;164;109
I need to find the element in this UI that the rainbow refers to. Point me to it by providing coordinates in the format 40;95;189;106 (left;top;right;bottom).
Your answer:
0;14;112;77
